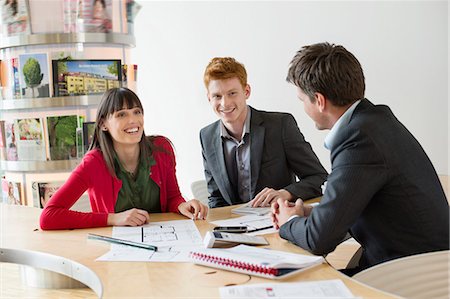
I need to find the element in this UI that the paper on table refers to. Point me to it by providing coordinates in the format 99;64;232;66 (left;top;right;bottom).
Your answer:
95;219;203;262
211;214;277;236
231;202;271;216
219;279;357;298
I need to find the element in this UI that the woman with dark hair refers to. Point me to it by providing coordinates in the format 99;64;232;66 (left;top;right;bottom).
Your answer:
2;0;29;34
91;0;112;32
40;87;208;230
3;0;18;16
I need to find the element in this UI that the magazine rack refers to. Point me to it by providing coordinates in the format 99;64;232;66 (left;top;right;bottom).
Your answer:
0;0;138;208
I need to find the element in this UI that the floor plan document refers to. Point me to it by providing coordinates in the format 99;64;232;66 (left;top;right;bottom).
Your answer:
95;219;203;262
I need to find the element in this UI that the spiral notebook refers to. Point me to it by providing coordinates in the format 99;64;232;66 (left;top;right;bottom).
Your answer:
189;245;324;279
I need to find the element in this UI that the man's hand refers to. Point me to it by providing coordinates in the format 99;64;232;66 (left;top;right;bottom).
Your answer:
178;199;208;220
107;208;150;226
251;188;293;207
271;198;306;229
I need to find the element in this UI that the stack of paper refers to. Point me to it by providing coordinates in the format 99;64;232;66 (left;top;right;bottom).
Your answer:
231;202;271;216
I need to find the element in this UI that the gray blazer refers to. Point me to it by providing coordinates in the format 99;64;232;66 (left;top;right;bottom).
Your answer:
280;99;449;271
200;106;328;208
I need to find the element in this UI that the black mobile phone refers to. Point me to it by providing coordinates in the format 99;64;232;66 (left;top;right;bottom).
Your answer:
213;226;248;233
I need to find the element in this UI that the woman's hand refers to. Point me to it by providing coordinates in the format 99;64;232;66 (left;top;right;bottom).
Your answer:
107;208;150;226
178;199;208;220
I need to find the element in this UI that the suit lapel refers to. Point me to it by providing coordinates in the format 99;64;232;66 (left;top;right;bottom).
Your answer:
249;108;265;198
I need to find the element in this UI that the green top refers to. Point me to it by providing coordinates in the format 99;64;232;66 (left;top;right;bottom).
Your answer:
114;153;161;213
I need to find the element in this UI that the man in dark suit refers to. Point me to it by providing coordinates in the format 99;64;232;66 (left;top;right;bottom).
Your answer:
272;42;449;275
200;57;327;208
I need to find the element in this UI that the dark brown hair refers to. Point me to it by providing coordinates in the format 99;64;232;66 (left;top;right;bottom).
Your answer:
287;42;365;106
93;0;106;8
5;0;18;16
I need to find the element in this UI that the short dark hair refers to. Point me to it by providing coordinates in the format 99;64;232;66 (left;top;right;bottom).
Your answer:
287;42;365;106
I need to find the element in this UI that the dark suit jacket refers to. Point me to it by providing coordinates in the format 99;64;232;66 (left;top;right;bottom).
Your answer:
280;99;449;271
200;106;328;208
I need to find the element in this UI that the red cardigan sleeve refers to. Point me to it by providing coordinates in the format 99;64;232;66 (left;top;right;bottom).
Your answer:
152;136;186;213
39;152;109;230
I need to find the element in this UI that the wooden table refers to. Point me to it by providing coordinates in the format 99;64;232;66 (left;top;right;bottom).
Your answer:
0;203;394;298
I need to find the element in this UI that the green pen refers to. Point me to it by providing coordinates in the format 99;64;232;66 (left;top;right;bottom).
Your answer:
88;233;158;252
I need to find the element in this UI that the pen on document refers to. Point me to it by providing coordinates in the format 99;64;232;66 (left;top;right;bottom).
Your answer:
141;227;144;243
246;225;274;233
87;233;158;251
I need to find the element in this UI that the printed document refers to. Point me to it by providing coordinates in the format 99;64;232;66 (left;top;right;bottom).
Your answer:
96;219;203;262
220;279;357;298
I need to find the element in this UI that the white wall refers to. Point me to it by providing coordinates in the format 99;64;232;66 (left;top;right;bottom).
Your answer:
132;1;448;198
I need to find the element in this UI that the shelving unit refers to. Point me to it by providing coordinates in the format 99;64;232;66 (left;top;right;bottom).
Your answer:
1;32;136;49
0;94;102;111
0;3;137;207
0;94;102;173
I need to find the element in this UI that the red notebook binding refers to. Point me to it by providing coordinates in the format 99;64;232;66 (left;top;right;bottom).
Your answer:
189;244;324;279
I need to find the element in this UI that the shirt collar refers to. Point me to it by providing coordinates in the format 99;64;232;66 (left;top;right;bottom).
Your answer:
324;100;361;150
220;107;251;141
113;151;152;177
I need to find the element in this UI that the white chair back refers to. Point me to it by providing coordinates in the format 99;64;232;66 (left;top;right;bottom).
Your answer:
190;180;209;205
353;250;450;299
